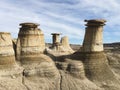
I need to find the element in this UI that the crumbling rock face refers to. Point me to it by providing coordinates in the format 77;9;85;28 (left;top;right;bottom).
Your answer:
106;51;120;80
15;23;61;90
0;32;17;68
22;54;61;90
16;23;45;62
0;20;120;90
56;58;101;90
0;32;25;90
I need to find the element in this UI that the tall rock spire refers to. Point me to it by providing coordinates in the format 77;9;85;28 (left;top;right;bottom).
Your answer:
82;19;106;52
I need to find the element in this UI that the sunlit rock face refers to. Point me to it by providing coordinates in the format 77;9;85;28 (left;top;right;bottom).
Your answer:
82;19;106;52
61;36;74;53
16;23;45;63
0;32;16;67
70;19;120;90
0;20;120;90
0;32;24;90
15;23;61;90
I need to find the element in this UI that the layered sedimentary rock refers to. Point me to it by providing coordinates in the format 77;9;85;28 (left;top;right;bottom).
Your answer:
0;32;16;68
16;23;61;90
0;32;25;90
0;20;120;90
71;19;120;90
16;23;45;63
22;54;61;90
55;58;101;90
82;19;105;52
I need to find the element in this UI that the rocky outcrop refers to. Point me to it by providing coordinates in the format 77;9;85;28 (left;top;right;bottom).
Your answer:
0;32;25;90
56;58;101;90
0;32;15;67
81;19;105;52
46;34;74;56
16;23;61;90
16;23;45;63
0;20;120;90
70;19;120;90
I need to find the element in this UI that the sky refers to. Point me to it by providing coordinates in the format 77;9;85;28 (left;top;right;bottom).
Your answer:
0;0;120;44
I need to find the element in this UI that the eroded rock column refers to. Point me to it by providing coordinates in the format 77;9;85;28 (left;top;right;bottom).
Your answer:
16;23;61;90
61;36;74;53
16;23;45;62
77;19;120;89
82;19;106;52
51;33;61;47
0;32;16;67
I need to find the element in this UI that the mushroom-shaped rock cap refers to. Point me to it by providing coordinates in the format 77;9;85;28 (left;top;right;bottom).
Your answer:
20;22;39;28
85;19;106;26
51;33;62;35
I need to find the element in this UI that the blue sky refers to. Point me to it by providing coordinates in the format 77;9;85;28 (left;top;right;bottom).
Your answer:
0;0;120;44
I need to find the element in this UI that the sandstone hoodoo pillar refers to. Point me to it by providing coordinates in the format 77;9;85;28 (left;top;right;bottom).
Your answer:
61;36;74;53
16;23;45;63
78;19;120;86
51;33;61;47
0;32;16;68
82;19;106;52
70;19;120;89
51;33;62;51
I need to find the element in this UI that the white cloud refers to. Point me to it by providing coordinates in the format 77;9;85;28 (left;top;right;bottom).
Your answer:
0;0;119;44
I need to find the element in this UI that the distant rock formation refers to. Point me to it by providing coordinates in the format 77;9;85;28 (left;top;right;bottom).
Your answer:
61;36;74;53
46;33;74;56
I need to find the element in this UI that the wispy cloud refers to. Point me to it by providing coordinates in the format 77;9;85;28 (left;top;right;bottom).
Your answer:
0;0;119;44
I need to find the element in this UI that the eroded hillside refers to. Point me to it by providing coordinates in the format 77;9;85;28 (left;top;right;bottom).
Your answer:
0;19;120;90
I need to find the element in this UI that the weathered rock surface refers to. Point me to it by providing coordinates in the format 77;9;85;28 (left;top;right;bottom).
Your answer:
16;23;45;61
22;54;60;90
0;20;120;90
0;32;16;67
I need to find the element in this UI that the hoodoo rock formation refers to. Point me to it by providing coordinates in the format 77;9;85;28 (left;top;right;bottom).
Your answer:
16;23;60;90
0;19;120;90
46;33;74;56
16;23;45;63
82;19;105;52
0;32;25;90
71;19;120;90
0;32;16;68
51;33;61;48
61;36;74;53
